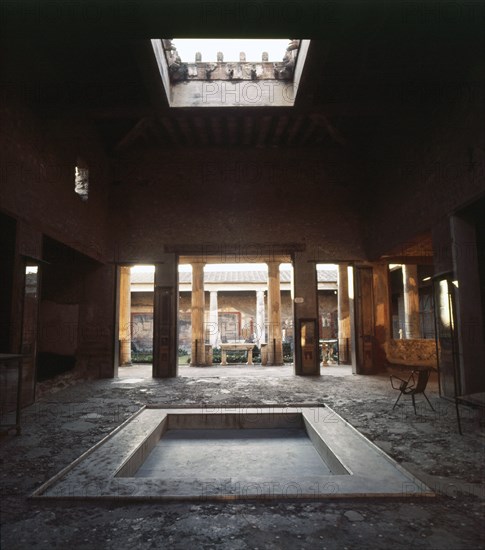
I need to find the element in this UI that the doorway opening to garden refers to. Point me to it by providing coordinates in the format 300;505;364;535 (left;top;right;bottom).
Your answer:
177;261;294;369
118;259;353;378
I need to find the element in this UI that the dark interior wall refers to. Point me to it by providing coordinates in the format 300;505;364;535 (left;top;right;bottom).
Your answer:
0;213;16;351
39;241;85;358
453;198;485;393
36;238;91;381
0;96;113;263
3;220;43;355
77;263;116;378
38;238;116;379
0;88;116;381
476;205;485;343
362;40;485;258
459;197;485;345
110;147;365;262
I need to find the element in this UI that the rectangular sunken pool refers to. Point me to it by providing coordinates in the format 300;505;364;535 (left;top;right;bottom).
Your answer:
32;406;434;501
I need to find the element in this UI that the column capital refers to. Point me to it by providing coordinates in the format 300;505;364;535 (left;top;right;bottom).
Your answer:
266;261;280;277
190;262;205;273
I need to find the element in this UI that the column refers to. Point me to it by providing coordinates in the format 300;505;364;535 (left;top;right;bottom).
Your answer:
349;266;376;374
78;263;116;378
266;262;283;365
402;264;420;338
256;289;266;345
119;266;132;365
153;255;178;378
337;263;350;364
152;253;178;378
450;214;484;395
372;263;391;369
208;290;219;348
293;252;319;375
190;262;206;366
347;265;357;374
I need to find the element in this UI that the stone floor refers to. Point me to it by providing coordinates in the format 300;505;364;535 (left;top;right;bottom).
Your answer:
1;364;484;549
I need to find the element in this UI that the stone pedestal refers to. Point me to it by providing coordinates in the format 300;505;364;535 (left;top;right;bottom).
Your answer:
260;343;268;365
205;344;213;366
220;343;254;365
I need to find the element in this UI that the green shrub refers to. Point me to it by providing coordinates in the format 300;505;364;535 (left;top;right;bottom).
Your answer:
131;352;153;363
280;342;294;362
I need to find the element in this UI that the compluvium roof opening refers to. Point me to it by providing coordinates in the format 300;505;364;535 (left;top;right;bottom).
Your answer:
173;39;291;63
151;38;310;107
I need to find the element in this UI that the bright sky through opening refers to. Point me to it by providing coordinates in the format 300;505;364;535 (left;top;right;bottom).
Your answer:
172;39;290;63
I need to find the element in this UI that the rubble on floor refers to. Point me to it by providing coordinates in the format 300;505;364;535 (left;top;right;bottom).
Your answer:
1;366;483;549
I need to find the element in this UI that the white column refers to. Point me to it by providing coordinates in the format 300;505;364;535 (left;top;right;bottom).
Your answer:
209;290;219;347
337;263;351;364
402;264;421;339
256;289;266;345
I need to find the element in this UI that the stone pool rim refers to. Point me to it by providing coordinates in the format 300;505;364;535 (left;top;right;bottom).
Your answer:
31;404;435;502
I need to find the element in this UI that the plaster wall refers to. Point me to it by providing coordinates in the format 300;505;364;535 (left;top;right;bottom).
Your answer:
0;97;113;262
110;147;365;263
365;85;485;259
